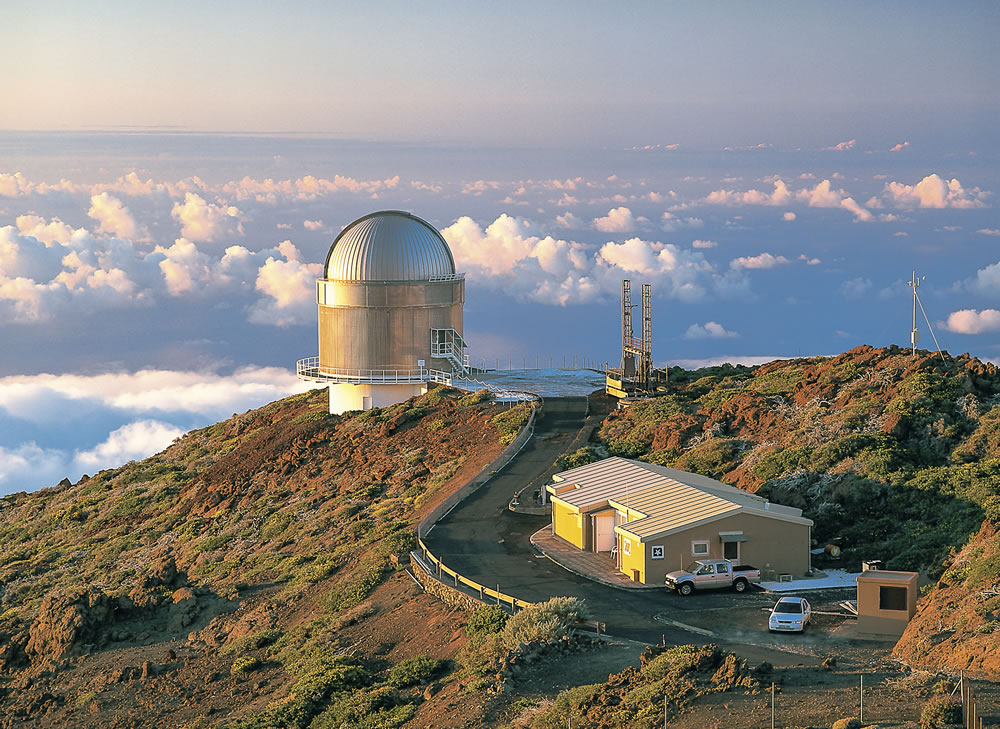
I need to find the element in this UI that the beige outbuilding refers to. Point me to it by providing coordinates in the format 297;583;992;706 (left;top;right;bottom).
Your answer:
546;457;814;585
855;570;919;638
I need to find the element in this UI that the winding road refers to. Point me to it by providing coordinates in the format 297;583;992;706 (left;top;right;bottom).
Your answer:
422;397;851;666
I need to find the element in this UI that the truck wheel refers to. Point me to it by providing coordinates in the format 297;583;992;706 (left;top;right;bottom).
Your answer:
733;578;748;593
678;582;694;597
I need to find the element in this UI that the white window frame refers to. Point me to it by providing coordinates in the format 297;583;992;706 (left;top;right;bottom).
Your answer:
651;545;664;560
691;540;710;556
623;539;631;556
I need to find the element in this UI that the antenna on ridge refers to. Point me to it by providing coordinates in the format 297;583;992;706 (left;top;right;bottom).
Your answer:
907;270;945;362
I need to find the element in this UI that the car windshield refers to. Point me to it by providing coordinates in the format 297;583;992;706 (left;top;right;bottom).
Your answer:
774;602;803;614
685;562;704;573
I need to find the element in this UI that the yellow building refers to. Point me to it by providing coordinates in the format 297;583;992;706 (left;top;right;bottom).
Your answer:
546;457;813;585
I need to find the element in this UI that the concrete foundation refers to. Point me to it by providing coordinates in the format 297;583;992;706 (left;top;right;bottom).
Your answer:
328;382;428;414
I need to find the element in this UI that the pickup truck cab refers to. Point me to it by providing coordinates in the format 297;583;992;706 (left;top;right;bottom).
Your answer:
664;559;761;596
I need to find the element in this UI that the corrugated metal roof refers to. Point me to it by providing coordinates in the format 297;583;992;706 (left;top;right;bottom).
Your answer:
324;210;456;282
548;456;811;542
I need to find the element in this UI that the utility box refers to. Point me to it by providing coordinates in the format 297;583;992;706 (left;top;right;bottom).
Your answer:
856;570;918;638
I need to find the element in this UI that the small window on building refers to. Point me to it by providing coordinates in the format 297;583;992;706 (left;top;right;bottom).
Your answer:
692;540;709;556
879;585;908;611
651;545;664;560
623;539;631;556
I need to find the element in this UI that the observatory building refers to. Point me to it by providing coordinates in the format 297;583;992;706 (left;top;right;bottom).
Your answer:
297;211;468;414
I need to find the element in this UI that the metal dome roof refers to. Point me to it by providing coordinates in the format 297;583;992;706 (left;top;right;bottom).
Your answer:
323;211;456;282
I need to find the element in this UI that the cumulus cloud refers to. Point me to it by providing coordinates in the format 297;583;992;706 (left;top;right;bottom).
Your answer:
883;174;987;209
171;192;243;242
691;239;717;249
0;172;32;197
730;253;790;270
977;228;1000;236
782;212;796;221
705;179;791;206
593;207;636;233
15;215;86;246
796;180;872;221
442;214;596;305
441;214;733;305
684;321;739;339
660;213;703;232
555;212;583;229
0;367;314;493
941;309;1000;335
248;241;323;326
303;219;325;231
889;141;911;152
959;261;1000;297
827;139;857;151
0;226;140;322
221;174;400;203
154;238;217;295
0;367;311;423
0;220;327;327
88;192;144;240
74;420;186;470
841;277;872;298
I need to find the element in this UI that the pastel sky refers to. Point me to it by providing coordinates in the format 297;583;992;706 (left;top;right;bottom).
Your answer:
1;2;999;494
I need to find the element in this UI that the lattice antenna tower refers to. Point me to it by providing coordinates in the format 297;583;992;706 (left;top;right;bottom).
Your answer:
640;283;652;389
620;279;636;378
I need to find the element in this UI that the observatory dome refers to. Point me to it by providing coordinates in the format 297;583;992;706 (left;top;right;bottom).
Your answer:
324;210;456;282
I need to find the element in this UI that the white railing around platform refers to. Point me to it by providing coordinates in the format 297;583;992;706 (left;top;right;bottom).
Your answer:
296;357;537;403
296;357;451;384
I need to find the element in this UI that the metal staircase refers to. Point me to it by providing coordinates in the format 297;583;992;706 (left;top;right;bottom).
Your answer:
430;328;471;378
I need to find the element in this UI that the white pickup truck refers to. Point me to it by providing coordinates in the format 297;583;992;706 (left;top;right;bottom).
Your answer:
664;559;761;596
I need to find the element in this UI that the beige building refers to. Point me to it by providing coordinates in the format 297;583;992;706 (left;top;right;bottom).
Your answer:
546;457;813;585
856;570;918;638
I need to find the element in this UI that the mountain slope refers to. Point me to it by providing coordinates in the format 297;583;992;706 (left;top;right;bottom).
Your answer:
0;386;526;727
593;344;1000;676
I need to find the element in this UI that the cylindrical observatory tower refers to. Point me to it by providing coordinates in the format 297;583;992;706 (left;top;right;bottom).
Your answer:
296;210;467;414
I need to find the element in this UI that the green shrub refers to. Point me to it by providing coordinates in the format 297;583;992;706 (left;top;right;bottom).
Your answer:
831;719;861;729
221;628;283;655
674;439;743;478
501;596;589;649
458;389;494;407
919;694;962;729
230;656;260;675
556;446;601;471
308;686;417;729
492;404;532;445
984;494;1000;523
465;604;509;639
456;633;504;677
642;644;721;681
384;655;446;688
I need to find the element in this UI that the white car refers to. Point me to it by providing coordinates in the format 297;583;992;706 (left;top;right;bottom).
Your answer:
768;596;811;632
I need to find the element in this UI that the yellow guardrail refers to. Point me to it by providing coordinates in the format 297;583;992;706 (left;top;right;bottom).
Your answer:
416;537;536;611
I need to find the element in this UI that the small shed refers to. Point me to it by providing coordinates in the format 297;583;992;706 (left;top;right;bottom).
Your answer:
856;570;918;638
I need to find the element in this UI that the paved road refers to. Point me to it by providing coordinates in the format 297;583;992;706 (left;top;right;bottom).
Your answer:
423;396;832;666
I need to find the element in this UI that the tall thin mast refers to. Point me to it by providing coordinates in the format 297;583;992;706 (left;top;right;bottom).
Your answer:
908;270;920;356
